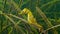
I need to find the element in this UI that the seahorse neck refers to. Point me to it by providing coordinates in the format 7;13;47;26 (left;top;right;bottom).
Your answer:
28;11;33;16
27;10;32;14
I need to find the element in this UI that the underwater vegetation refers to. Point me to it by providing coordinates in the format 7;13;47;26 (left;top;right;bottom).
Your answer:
0;0;60;34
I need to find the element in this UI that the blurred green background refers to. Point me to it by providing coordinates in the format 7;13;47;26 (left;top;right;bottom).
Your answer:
0;0;60;34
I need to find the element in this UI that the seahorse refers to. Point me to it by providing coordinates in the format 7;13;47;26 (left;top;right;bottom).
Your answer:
20;8;44;33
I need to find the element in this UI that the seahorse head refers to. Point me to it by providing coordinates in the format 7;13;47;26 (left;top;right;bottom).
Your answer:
20;8;29;15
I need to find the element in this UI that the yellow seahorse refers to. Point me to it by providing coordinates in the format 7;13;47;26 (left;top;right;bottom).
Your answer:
20;8;44;33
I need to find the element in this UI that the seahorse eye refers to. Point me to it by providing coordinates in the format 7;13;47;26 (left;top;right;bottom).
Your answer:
20;8;29;15
23;8;28;14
